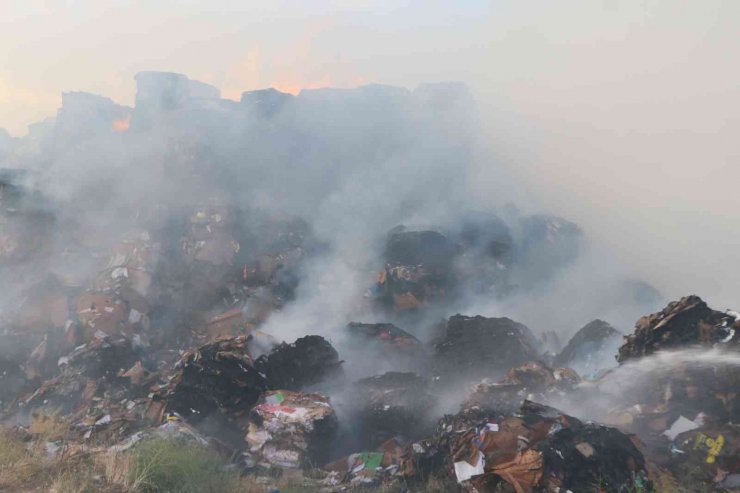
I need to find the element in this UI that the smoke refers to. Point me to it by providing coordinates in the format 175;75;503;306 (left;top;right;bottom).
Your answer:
544;347;740;422
1;1;738;394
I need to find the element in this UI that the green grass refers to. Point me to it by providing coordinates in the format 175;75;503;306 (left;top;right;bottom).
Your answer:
128;438;236;493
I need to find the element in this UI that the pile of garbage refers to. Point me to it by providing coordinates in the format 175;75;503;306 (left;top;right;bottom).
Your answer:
433;314;540;385
553;319;623;376
618;294;739;362
245;390;338;470
2;73;738;492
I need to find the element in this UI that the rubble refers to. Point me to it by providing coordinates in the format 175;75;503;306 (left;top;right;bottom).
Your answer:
244;390;338;469
16;332;156;446
618;295;739;363
554;319;622;376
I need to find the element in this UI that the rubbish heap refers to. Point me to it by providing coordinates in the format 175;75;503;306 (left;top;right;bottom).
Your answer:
553;319;623;376
443;400;651;493
563;295;740;492
244;390;338;470
618;294;739;362
1;73;736;493
371;229;459;311
433;314;540;385
352;372;437;449
164;335;267;439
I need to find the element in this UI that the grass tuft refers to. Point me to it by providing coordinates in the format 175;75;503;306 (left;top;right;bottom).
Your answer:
128;438;235;493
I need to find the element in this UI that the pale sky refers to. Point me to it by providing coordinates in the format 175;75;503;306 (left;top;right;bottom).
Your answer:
1;0;739;307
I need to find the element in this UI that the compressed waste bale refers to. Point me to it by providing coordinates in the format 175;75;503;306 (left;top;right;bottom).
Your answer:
445;400;650;493
353;372;436;448
433;315;540;385
370;228;459;311
244;390;338;469
449;211;513;295
254;335;341;391
93;230;160;320
516;214;582;285
618;295;739;363
166;335;267;425
180;200;244;309
554;319;622;376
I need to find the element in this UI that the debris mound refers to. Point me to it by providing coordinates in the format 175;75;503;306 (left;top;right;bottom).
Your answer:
166;335;267;425
433;314;540;384
554;319;622;375
446;401;650;492
245;390;338;469
618;295;739;362
461;361;581;416
254;335;342;390
353;372;436;448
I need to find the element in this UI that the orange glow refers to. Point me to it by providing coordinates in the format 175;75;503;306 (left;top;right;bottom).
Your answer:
271;74;366;96
112;113;131;132
272;83;302;95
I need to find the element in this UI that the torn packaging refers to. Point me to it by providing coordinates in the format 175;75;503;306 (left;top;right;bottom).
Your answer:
245;390;338;469
461;362;581;418
166;335;267;425
76;293;129;340
444;401;649;493
669;425;740;487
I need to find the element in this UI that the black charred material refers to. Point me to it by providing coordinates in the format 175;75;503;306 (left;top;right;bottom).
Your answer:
618;295;739;363
536;424;648;493
67;334;139;379
354;372;436;449
385;230;458;273
433;315;540;384
254;335;341;390
166;336;267;422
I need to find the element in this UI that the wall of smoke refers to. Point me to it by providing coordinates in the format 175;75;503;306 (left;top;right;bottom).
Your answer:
1;71;669;374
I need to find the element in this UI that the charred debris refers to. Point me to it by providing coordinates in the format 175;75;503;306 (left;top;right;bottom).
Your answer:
1;72;738;492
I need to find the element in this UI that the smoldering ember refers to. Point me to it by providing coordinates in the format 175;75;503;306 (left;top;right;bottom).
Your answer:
0;72;738;493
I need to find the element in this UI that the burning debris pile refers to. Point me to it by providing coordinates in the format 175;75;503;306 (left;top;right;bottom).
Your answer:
0;72;737;492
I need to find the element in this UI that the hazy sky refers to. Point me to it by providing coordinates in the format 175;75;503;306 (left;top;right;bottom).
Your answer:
1;0;738;307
